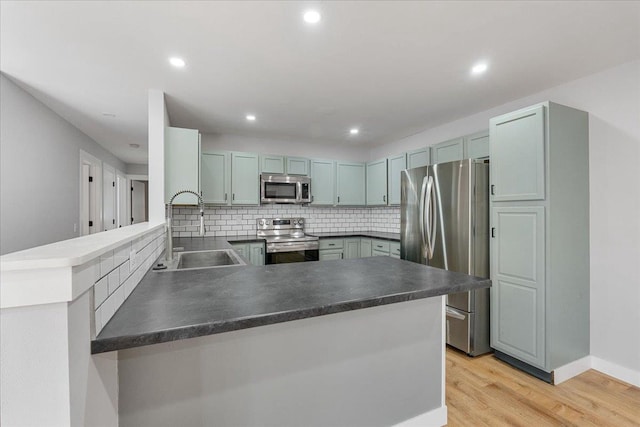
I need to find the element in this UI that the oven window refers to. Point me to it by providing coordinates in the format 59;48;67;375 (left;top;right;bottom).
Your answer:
264;182;296;199
266;250;319;264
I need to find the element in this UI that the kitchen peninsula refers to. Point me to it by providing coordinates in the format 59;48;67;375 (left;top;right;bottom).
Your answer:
1;231;490;426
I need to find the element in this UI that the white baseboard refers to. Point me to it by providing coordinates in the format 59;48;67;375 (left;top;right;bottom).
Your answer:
554;356;592;384
591;356;640;388
394;405;447;427
554;356;640;388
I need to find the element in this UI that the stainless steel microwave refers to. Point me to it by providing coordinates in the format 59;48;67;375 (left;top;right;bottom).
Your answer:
260;175;311;204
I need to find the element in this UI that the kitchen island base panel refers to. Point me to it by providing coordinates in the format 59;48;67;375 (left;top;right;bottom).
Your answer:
119;296;446;427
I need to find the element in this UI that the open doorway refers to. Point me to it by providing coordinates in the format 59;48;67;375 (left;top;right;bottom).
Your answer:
131;180;148;224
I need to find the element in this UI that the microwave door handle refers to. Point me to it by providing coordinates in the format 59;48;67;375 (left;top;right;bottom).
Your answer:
296;181;302;203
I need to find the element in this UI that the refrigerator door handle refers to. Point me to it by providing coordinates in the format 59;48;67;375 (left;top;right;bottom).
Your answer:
427;176;437;259
419;176;429;259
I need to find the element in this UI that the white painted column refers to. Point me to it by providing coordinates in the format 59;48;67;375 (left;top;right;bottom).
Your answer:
148;89;169;223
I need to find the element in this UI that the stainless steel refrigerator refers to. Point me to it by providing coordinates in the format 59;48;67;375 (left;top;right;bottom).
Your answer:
401;159;491;356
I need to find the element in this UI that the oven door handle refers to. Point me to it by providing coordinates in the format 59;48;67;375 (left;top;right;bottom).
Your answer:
267;242;319;253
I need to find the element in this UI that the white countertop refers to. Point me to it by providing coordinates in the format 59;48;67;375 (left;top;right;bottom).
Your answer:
1;222;164;271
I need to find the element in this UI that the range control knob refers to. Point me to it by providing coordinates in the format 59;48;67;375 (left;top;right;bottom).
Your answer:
259;219;265;226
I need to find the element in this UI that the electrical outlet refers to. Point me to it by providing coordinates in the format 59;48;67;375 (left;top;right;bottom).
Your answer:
129;250;137;270
73;223;78;233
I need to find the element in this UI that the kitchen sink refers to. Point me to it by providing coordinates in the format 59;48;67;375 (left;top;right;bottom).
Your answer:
156;249;246;272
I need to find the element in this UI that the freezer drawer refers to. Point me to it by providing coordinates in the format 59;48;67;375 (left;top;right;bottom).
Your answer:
446;306;491;356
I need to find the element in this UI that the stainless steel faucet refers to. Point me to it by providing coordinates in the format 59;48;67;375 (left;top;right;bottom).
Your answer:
166;190;205;262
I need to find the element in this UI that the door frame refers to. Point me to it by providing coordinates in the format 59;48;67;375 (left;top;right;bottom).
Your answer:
79;150;102;235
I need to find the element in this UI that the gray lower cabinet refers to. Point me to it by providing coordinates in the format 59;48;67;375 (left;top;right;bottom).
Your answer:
344;238;361;259
389;242;400;259
490;102;589;377
360;239;372;257
231;242;265;266
319;238;344;261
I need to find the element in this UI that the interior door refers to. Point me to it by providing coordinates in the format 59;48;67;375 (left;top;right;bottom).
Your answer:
131;180;147;224
116;173;127;227
103;164;116;231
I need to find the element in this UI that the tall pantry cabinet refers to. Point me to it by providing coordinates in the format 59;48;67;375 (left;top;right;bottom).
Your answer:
489;102;590;382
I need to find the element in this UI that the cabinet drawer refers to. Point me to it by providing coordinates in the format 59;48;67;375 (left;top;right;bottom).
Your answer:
319;239;344;250
371;239;390;253
319;249;343;261
372;249;389;257
390;242;400;257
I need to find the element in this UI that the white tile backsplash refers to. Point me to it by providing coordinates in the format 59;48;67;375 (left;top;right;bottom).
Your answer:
172;205;400;236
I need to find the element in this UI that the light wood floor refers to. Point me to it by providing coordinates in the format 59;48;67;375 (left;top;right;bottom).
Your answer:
446;348;640;426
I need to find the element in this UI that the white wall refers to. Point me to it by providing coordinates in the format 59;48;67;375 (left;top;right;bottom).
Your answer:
0;74;126;255
202;133;368;162
125;163;148;176
373;60;640;379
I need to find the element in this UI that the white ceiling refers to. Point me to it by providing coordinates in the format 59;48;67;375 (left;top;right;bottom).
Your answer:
1;1;639;164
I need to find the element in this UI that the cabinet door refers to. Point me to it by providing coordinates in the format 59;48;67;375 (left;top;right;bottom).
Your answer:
165;127;200;204
336;162;366;205
260;155;285;174
407;148;430;169
464;130;490;159
432;137;464;164
231;243;248;259
387;154;407;205
344;238;361;259
490;105;545;201
491;206;546;369
319;249;343;261
201;152;230;205
310;159;335;205
366;159;388;206
286;157;309;176
249;243;265;266
360;239;372;257
390;242;401;259
231;153;260;205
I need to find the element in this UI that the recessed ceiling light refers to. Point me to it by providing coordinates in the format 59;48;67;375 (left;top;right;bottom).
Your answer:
169;57;186;68
350;128;359;135
471;62;488;75
303;10;321;24
246;114;256;121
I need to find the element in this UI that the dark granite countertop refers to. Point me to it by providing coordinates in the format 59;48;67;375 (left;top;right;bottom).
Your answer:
308;231;400;241
92;237;489;354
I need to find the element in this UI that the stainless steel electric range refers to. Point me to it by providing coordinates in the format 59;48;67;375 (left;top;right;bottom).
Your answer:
256;218;319;264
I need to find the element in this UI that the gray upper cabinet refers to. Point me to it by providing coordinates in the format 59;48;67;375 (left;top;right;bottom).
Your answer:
336;162;366;205
464;130;490;160
310;159;335;205
201;151;230;205
165;126;200;204
260;155;285;175
286;157;309;175
387;153;407;205
431;137;464;164
231;152;260;205
407;147;431;169
366;159;387;206
490;102;590;375
490;105;545;201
